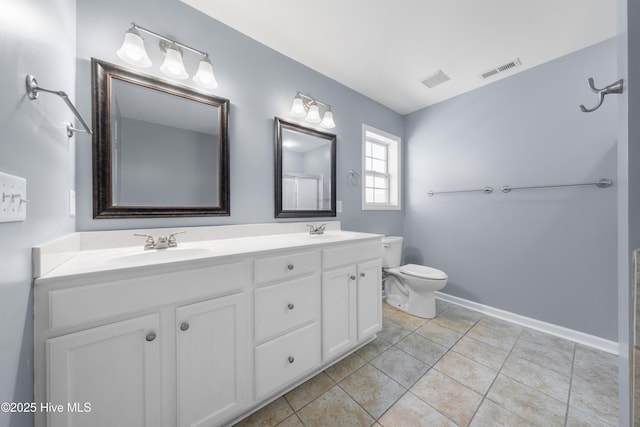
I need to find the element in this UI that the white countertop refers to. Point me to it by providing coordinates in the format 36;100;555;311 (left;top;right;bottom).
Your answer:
33;222;381;284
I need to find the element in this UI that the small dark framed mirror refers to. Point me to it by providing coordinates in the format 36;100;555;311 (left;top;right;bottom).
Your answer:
274;117;336;218
92;58;230;218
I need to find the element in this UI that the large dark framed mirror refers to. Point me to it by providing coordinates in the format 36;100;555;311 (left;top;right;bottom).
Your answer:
275;117;336;218
92;58;229;218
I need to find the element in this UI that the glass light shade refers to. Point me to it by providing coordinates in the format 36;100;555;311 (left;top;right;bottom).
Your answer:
306;103;321;123
193;56;218;89
290;96;306;117
320;110;336;128
160;45;189;79
116;28;152;68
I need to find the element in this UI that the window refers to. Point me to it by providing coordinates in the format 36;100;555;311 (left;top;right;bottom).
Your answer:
362;125;401;210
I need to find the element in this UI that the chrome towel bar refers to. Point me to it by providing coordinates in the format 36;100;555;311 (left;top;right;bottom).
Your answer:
428;178;612;197
26;74;92;137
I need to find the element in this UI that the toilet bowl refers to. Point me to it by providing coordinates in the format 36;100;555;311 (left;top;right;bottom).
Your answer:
381;236;448;318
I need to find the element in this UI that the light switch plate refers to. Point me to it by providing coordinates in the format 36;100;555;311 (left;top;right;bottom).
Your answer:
69;189;76;217
0;171;27;222
337;200;342;213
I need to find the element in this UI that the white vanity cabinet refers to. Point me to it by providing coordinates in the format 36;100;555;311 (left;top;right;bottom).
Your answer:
322;242;382;361
253;250;322;399
35;262;248;427
46;314;162;427
34;226;383;427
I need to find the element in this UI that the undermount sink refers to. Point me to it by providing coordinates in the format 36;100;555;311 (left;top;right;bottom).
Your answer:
107;247;213;266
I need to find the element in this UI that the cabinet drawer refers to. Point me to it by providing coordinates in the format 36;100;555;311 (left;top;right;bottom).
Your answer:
49;262;246;331
255;322;321;399
254;251;320;285
323;241;381;270
254;276;320;342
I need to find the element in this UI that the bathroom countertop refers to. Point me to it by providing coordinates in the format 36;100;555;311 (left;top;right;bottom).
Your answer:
33;227;381;285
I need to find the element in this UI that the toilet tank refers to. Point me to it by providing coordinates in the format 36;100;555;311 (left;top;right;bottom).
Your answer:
381;236;403;268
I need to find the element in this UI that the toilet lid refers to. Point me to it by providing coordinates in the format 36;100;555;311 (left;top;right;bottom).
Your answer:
400;264;448;280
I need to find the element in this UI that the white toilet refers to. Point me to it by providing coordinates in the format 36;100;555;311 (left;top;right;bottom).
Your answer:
381;236;448;318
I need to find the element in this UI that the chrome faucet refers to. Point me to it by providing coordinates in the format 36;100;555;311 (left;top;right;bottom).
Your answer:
306;224;326;235
134;231;186;250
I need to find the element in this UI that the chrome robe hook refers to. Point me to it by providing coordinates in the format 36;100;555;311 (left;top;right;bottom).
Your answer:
579;77;623;113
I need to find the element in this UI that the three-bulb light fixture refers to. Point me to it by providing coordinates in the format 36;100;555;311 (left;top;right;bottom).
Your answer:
116;23;218;89
290;92;335;129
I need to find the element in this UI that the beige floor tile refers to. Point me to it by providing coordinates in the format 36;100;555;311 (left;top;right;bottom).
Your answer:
276;414;304;427
284;372;335;411
234;397;293;427
378;392;457;427
297;386;375;427
451;335;508;370
501;354;570;403
573;344;618;394
371;347;429;388
378;318;412;344
469;399;534;427
466;322;518;352
432;306;482;333
570;375;619;425
415;320;463;348
325;353;367;382
411;369;482;426
566;406;616;427
435;299;456;313
434;351;497;395
476;316;523;336
395;333;448;365
339;364;406;419
510;337;573;377
486;375;566;426
356;337;393;362
386;308;430;330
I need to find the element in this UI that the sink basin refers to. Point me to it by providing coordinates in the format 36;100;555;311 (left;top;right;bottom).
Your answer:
107;247;213;266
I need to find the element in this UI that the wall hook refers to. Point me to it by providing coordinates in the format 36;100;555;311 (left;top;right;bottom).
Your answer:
578;77;623;113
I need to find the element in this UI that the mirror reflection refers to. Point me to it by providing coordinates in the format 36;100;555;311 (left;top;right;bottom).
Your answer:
275;118;336;218
92;59;229;218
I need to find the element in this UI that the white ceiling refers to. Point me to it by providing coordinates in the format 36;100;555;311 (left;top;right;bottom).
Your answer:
181;0;616;115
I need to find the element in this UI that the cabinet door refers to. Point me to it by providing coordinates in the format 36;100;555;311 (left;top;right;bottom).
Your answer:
176;293;246;427
357;259;382;340
322;266;357;360
47;314;161;427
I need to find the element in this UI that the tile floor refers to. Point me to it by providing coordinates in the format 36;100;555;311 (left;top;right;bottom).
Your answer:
234;300;618;427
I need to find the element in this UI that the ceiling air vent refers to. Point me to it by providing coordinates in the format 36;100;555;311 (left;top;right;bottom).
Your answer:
421;70;451;88
480;58;522;79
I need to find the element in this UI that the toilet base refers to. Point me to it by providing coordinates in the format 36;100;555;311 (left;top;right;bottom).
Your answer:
386;288;436;319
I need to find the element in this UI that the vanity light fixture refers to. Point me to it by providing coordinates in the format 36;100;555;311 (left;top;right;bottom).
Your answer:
117;23;218;89
289;92;336;129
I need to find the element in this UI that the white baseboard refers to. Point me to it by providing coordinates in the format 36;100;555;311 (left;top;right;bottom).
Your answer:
435;292;618;355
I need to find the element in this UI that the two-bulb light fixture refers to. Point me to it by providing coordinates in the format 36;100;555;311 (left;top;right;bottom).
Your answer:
290;92;335;129
116;23;218;89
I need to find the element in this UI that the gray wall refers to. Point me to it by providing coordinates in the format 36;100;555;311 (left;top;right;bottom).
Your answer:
404;39;618;340
75;0;405;236
0;1;77;426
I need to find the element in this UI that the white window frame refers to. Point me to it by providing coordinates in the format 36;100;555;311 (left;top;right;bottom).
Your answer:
362;124;401;211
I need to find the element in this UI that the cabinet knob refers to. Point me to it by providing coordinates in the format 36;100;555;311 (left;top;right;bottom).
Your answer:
287;264;294;270
350;275;356;281
360;272;366;278
145;331;157;342
287;303;295;310
180;322;190;331
288;356;295;364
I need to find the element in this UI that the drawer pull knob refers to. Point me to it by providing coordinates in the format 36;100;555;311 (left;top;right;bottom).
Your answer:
288;356;295;364
350;275;356;281
360;272;366;278
146;332;157;342
287;264;294;270
180;322;190;331
287;303;295;310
